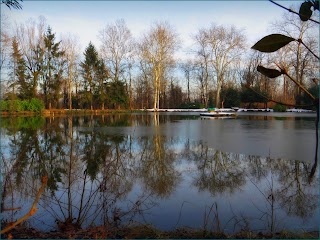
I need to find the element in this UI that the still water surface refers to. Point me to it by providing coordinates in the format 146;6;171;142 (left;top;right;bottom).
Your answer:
1;112;319;233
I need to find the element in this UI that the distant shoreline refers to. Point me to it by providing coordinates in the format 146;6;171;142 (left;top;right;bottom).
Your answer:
1;107;316;117
0;108;207;117
0;109;144;117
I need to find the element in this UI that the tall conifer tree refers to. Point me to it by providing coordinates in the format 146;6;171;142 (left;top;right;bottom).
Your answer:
80;42;99;110
42;26;65;109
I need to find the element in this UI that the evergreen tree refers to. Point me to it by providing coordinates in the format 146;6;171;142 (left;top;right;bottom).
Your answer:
42;26;65;109
80;42;99;110
107;79;128;109
29;39;45;99
95;59;109;110
10;37;32;99
221;87;241;108
240;87;268;108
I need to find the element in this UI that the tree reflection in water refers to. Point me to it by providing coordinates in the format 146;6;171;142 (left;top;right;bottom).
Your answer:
137;113;181;198
246;157;318;233
0;114;318;234
272;160;318;218
189;142;246;195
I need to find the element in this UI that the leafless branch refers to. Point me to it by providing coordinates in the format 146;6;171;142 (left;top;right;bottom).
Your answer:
244;84;314;108
297;38;320;60
269;0;320;24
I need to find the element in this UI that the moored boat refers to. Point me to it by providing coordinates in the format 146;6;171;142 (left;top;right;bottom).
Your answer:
200;108;237;118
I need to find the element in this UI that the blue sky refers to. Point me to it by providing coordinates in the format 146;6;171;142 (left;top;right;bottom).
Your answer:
3;1;301;55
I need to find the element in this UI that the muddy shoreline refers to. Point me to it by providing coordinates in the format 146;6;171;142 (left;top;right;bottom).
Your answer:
2;224;319;239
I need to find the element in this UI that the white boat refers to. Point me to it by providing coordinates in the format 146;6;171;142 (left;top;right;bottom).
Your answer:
286;108;314;113
200;108;237;118
237;108;273;112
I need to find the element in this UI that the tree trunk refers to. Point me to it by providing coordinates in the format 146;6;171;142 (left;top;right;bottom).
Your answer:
216;79;222;108
68;77;72;110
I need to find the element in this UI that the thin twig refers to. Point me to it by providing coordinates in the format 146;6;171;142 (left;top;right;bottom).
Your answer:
247;175;269;202
174;201;190;228
243;85;314;108
269;0;320;24
214;202;221;232
1;207;21;212
282;70;315;100
297;39;320;60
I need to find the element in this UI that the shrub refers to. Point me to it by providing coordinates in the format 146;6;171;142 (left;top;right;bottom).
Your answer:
0;98;45;113
20;100;29;111
221;87;241;108
0;100;8;111
7;100;24;112
179;102;205;109
28;98;45;112
273;104;287;112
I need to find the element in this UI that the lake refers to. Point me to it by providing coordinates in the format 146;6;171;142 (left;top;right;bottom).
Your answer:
1;112;319;234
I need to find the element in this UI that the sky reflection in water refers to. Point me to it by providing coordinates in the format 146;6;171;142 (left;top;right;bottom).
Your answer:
1;113;319;233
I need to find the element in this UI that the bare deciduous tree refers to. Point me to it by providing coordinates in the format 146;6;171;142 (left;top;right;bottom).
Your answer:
138;21;179;110
180;59;194;104
98;19;133;82
206;24;246;108
0;14;11;71
135;59;153;109
61;33;81;110
193;29;211;107
270;8;319;104
13;16;47;98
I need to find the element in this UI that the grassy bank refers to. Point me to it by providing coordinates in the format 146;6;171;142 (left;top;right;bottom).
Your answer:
1;109;144;117
1;224;318;239
43;109;143;116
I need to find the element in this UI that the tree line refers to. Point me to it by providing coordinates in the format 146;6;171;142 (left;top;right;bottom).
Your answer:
1;8;318;111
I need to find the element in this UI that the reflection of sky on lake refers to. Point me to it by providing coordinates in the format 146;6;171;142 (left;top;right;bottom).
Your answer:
1;113;318;233
79;113;316;163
